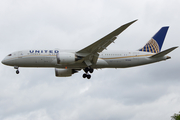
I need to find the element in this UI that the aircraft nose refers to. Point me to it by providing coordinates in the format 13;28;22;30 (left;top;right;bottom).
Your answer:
1;57;10;65
1;59;6;65
1;56;15;66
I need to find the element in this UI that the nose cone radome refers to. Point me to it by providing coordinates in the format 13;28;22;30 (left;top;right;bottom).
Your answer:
2;58;7;65
1;57;12;66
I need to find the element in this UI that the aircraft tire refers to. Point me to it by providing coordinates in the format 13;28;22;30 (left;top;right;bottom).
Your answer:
87;74;91;79
83;73;87;78
89;68;94;73
16;70;19;74
84;68;89;73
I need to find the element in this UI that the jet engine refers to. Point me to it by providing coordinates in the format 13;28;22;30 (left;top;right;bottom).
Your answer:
56;52;82;65
56;52;75;64
55;68;78;77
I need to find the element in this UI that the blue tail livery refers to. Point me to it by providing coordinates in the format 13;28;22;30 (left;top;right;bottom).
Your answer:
139;26;169;53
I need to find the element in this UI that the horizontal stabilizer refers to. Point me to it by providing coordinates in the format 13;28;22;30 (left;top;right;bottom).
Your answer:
150;46;178;58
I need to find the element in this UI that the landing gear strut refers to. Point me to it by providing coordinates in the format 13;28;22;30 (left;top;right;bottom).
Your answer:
83;67;93;79
14;66;19;74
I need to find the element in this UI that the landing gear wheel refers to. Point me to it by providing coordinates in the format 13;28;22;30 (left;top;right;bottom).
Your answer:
89;68;94;73
84;67;94;73
83;73;87;78
84;67;89;73
87;74;91;79
14;66;19;74
16;70;19;74
83;67;93;79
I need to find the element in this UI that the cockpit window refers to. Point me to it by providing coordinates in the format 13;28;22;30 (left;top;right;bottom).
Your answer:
8;54;12;56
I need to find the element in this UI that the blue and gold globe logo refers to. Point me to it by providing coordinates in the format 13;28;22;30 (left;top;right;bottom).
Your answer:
139;39;160;53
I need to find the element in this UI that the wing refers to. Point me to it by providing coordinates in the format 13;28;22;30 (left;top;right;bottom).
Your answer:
76;19;137;66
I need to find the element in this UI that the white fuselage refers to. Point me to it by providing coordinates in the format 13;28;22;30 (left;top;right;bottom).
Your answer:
2;50;168;69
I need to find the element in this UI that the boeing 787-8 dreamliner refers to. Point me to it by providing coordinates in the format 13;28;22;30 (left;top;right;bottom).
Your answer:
1;20;178;79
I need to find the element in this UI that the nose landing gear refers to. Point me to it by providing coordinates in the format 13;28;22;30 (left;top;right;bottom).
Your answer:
14;66;19;74
83;67;93;79
16;70;19;74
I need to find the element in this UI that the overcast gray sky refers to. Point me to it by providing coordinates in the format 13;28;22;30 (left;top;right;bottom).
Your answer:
0;0;180;120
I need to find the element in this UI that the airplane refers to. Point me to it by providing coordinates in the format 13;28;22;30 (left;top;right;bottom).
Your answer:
1;20;178;79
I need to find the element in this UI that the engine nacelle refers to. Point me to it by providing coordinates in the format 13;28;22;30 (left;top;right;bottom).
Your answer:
56;52;76;64
55;68;78;77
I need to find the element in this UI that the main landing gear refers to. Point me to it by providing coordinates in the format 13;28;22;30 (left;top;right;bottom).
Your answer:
14;66;19;74
82;67;94;79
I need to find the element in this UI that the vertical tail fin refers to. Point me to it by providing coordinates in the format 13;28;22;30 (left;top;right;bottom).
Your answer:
138;27;169;53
